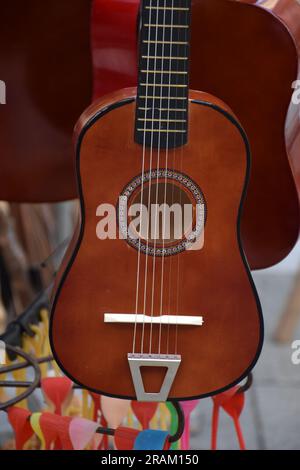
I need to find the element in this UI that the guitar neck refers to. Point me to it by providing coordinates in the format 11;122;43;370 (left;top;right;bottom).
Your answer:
135;0;192;149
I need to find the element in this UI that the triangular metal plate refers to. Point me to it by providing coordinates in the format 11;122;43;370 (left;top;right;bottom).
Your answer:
128;353;181;402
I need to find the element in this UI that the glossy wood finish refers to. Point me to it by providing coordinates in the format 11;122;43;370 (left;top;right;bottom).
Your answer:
0;1;92;202
91;0;139;100
92;0;300;269
50;89;263;399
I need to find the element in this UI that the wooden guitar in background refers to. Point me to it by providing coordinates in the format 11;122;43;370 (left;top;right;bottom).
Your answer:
0;0;92;202
92;0;300;270
51;0;263;401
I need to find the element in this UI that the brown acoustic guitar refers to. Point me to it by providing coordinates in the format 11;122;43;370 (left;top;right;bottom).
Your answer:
50;0;263;401
92;0;300;270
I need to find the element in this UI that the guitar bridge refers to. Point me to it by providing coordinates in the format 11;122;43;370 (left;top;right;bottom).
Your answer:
105;313;203;326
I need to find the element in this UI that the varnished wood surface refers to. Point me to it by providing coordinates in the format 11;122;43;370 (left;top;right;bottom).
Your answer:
50;89;263;399
0;0;92;202
191;0;300;269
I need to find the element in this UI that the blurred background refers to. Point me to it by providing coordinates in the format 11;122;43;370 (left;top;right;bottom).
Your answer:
191;243;300;449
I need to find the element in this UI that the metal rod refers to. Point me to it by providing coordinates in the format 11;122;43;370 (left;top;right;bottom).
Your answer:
0;355;53;375
168;401;185;443
95;427;115;437
0;381;82;389
94;401;185;443
237;373;253;394
0;345;41;410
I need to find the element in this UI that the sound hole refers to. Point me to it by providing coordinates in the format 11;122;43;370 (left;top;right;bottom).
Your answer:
130;181;193;245
118;169;206;257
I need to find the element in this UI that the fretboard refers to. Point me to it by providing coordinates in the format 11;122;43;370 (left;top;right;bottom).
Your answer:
135;0;192;149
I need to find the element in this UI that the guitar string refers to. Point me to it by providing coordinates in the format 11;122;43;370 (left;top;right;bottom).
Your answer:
133;0;153;354
165;0;188;355
158;0;175;356
175;0;189;355
149;0;168;355
140;0;161;354
166;0;180;355
166;1;189;355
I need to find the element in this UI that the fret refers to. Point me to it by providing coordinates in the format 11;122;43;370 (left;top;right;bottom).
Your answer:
137;129;186;133
158;108;187;112
140;84;187;88
138;118;186;123
145;6;189;11
139;107;187;112
144;0;189;5
139;96;187;100
142;56;188;60
144;24;189;28
141;70;188;74
143;40;188;45
140;81;187;88
135;0;192;149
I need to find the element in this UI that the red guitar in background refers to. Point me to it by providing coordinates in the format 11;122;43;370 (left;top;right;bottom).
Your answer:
92;0;300;270
0;1;93;202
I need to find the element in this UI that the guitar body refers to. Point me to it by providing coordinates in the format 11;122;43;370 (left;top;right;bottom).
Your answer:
92;0;300;269
50;89;263;400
